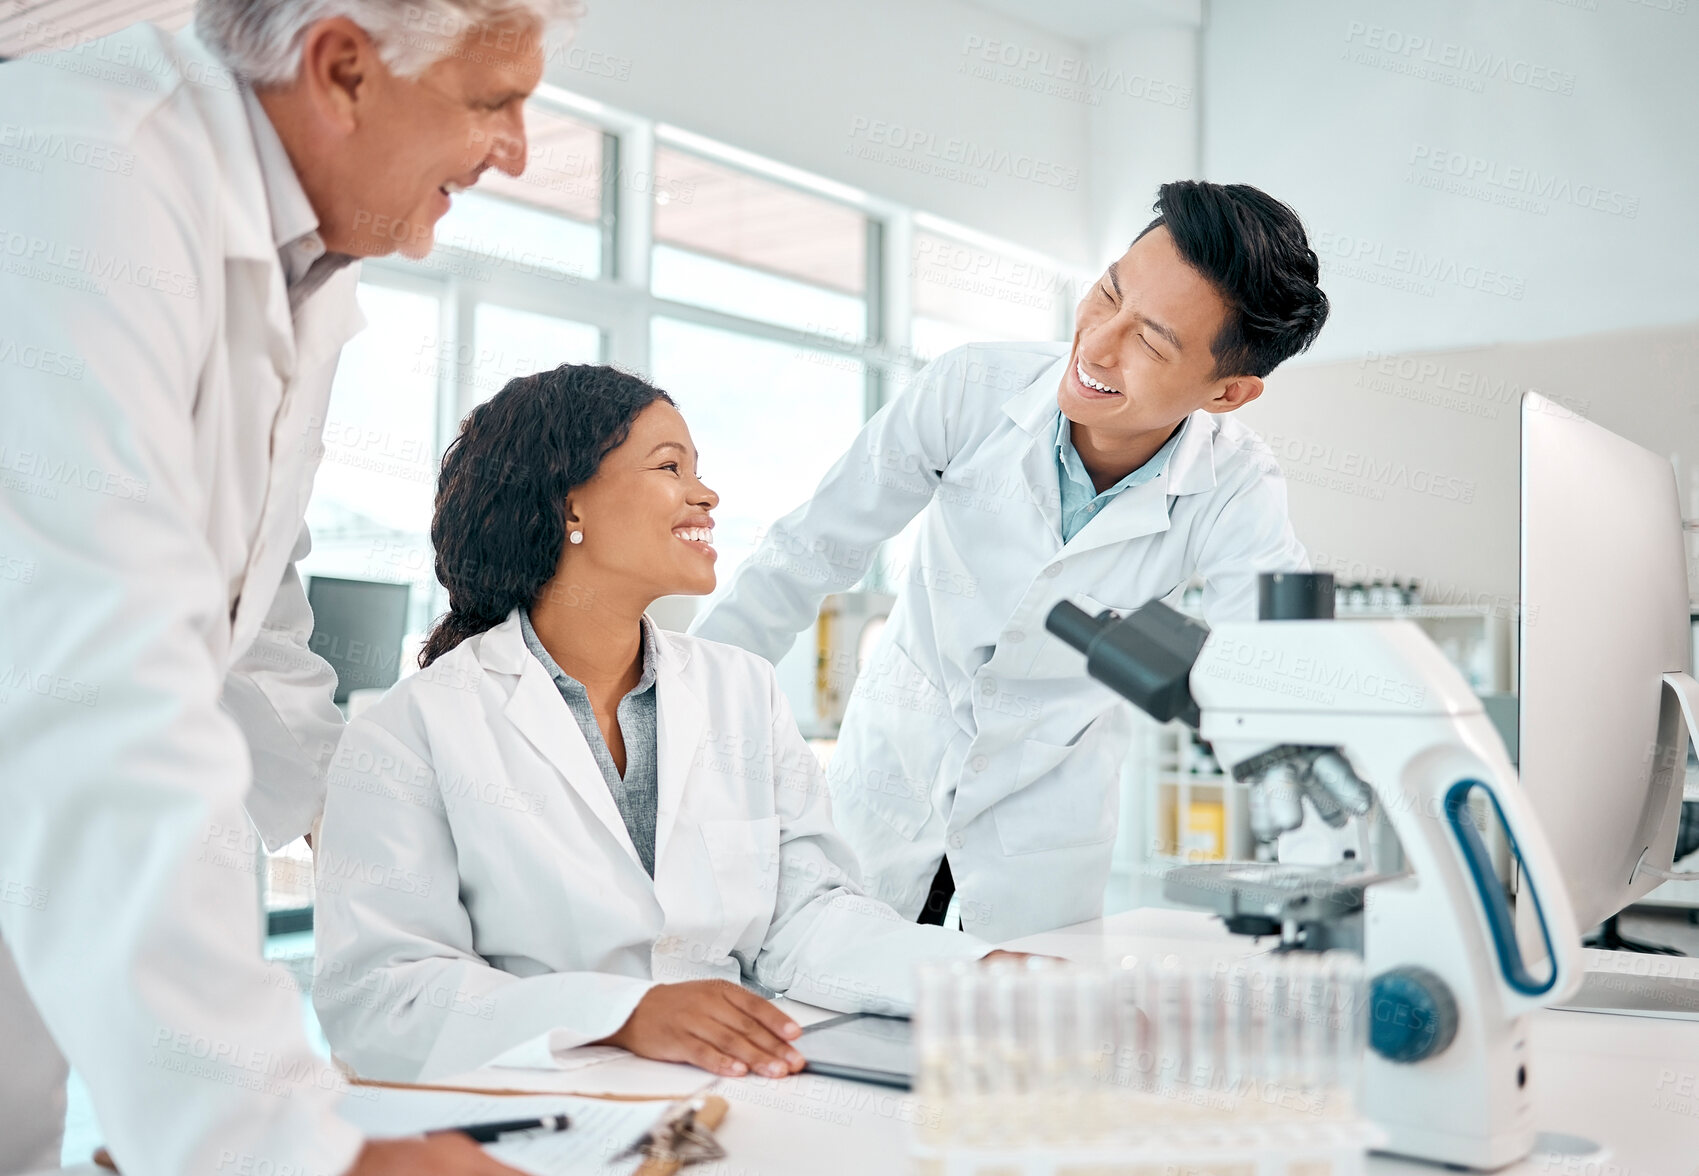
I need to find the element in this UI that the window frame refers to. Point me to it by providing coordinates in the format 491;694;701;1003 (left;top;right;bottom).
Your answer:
269;82;1085;916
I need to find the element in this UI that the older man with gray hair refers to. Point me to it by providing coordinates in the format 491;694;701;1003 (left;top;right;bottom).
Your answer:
0;2;575;1173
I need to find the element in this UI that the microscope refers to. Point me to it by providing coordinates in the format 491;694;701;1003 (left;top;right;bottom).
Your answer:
1047;573;1583;1171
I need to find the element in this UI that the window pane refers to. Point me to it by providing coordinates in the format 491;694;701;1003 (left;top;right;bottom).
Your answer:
649;318;866;610
421;105;604;280
911;316;992;365
288;280;443;921
911;230;1070;358
479;105;604;224
431;190;601;281
472;303;604;406
300;282;441;640
265;838;314;913
652;245;866;337
652;146;868;337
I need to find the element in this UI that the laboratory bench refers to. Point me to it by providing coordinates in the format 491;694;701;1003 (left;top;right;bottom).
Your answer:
33;908;1699;1176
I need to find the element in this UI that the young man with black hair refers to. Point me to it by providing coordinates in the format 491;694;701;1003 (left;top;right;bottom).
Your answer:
694;181;1330;941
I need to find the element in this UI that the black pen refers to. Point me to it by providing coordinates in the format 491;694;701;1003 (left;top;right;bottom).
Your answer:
441;1113;572;1143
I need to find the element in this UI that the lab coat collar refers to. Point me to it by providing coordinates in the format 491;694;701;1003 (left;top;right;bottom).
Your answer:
477;608;690;678
238;82;320;259
1056;413;1220;555
1161;411;1219;496
1004;353;1072;435
174;28;277;264
1000;354;1219;496
477;611;701;872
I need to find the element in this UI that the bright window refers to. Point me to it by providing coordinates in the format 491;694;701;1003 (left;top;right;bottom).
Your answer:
649;317;867;611
651;146;869;339
300;281;442;639
910;229;1072;361
432;191;602;283
430;106;607;281
471;303;603;406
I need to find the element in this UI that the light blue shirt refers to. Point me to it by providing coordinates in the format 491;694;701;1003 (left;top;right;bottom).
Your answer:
1054;412;1185;542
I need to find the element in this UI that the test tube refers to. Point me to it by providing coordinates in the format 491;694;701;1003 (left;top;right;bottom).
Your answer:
913;961;957;1145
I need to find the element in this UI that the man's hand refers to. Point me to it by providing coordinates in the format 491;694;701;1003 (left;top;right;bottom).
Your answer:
596;980;806;1079
347;1136;528;1174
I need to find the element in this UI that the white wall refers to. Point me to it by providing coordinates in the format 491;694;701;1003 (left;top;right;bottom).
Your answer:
551;0;1699;604
1203;0;1699;364
1085;22;1202;262
1238;319;1699;602
556;0;1100;265
1200;0;1699;602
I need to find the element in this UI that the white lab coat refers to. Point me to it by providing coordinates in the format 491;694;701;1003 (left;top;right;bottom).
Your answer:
693;343;1307;942
312;613;990;1082
0;25;363;1176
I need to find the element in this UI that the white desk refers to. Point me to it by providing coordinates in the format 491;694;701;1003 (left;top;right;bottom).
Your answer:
429;908;1699;1176
40;909;1699;1175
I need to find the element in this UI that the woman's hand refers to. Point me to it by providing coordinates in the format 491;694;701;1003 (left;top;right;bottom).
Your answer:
596;980;807;1079
980;950;1064;964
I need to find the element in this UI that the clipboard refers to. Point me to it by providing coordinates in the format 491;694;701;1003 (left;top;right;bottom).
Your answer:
617;1091;729;1175
348;1075;729;1176
93;1084;728;1176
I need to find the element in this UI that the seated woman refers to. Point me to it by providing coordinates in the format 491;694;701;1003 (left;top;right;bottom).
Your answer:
313;364;997;1084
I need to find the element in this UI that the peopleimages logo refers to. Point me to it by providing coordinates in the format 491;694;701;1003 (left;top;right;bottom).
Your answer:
957;35;1193;109
1408;145;1639;218
1342;20;1577;95
846;117;1080;191
1314;231;1526;301
1263;432;1477;505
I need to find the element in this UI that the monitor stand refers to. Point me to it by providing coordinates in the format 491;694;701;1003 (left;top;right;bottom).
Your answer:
1584;913;1686;955
1554;672;1699;1019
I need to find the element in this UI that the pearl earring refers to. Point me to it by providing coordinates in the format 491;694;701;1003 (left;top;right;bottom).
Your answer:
568;530;584;545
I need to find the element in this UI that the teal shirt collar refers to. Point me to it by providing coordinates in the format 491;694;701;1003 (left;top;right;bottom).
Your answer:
1054;412;1184;543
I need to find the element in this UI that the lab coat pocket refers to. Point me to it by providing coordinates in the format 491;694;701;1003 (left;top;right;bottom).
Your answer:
991;724;1120;855
700;816;782;955
834;641;950;840
1026;592;1117;680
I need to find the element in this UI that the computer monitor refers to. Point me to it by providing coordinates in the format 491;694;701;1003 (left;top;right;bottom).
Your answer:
1518;392;1694;934
305;576;411;705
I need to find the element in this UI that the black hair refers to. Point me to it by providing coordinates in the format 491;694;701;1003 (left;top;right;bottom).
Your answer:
1135;180;1329;379
418;363;674;668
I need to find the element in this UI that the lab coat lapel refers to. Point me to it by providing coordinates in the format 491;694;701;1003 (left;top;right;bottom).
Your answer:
1003;355;1070;542
189;27;296;370
1060;478;1174;554
196;31;369;650
1060;411;1219;557
650;636;705;873
485;620;646;867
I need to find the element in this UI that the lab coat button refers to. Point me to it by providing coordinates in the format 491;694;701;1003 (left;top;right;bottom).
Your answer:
1044;564;1062;578
979;678;996;695
970;755;989;772
1005;630;1026;643
948;833;964;849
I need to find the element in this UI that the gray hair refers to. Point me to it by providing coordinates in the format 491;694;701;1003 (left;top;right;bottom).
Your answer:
195;0;583;86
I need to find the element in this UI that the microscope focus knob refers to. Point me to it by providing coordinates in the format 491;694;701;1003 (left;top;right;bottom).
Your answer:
1369;966;1460;1064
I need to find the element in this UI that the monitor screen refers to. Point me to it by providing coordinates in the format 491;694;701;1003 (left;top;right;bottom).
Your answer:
1518;393;1691;932
306;577;411;704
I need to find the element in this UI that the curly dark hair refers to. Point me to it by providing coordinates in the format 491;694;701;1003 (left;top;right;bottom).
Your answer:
418;363;674;668
1136;180;1329;380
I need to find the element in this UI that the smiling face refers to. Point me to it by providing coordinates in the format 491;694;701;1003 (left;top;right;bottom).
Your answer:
1060;226;1264;441
282;14;545;259
560;401;721;604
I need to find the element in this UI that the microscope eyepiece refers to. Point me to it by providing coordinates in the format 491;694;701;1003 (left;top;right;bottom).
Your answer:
1044;599;1106;654
1043;598;1209;728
